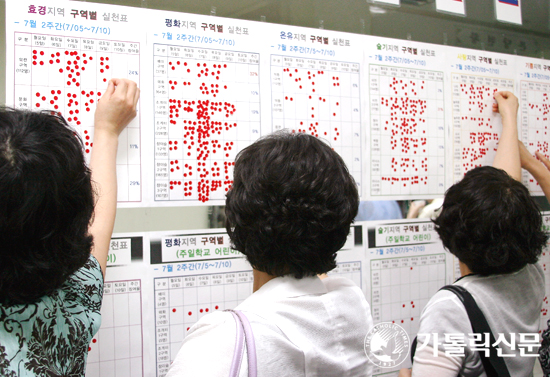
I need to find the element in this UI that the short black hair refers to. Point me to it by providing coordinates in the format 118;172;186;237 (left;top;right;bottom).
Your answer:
225;130;359;278
0;109;94;304
433;166;548;275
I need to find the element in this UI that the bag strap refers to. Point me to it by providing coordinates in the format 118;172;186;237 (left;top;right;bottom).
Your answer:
440;285;511;377
226;309;258;377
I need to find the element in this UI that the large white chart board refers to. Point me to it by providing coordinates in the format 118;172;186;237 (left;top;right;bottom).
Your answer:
6;1;550;204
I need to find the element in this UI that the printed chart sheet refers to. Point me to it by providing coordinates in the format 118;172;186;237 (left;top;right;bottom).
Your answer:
7;2;143;204
367;40;446;199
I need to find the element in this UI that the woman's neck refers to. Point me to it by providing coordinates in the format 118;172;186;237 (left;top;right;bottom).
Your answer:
252;269;277;292
459;261;473;277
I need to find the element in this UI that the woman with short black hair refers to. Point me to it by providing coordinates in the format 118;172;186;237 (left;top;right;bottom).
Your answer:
400;91;547;377
168;130;373;377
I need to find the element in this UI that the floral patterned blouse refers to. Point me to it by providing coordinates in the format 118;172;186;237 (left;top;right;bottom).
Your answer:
0;255;103;376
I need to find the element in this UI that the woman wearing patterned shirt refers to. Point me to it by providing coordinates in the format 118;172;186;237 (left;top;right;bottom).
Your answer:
0;79;139;376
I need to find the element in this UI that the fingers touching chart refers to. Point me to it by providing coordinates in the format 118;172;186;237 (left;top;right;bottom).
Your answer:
451;74;515;182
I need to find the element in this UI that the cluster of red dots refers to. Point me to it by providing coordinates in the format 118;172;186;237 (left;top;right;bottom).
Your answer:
528;92;549;135
526;141;549;185
390;301;418;324
460;84;496;113
32;49;110;154
166;61;238;202
468;131;498;146
83;130;93;154
462;132;498;172
533;141;549;156
381;155;428;186
524;91;549;185
87;337;98;352
171;305;220;315
32;49;110;89
389;77;423;96
391;318;415;324
171;305;222;332
461;116;493;129
529;92;549;115
459;84;501;174
381;175;427;186
380;79;429;187
168;60;226;81
283;68;341;141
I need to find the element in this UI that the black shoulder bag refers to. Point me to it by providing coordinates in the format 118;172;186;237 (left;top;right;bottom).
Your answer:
411;285;511;377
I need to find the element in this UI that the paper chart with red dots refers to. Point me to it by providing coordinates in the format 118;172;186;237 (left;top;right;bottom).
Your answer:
451;73;515;182
270;55;362;189
153;44;260;204
11;32;142;203
149;225;365;376
364;218;450;374
520;81;550;194
370;254;446;333
153;259;364;377
86;279;143;377
369;254;446;375
369;65;446;198
154;270;254;376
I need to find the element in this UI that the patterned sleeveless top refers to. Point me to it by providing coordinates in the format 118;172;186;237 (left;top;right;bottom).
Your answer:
0;255;103;376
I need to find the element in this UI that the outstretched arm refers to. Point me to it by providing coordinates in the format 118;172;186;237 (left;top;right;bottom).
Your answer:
519;141;550;202
89;78;140;277
492;91;520;181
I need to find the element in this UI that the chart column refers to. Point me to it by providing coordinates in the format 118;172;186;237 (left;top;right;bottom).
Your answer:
369;65;382;196
154;278;170;377
520;80;549;193
154;45;170;201
86;280;143;377
270;55;363;189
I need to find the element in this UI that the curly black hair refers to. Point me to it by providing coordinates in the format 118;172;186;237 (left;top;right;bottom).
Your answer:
0;109;94;304
433;166;548;275
225;130;359;279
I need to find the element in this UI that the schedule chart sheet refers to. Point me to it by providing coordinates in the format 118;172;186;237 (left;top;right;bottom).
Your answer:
362;219;451;376
8;1;550;204
449;49;517;184
6;1;143;205
367;39;447;199
517;56;550;195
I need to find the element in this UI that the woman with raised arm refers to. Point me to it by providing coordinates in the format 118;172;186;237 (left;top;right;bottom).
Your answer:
399;91;547;377
0;79;139;376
